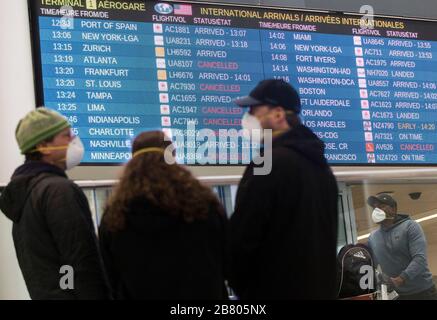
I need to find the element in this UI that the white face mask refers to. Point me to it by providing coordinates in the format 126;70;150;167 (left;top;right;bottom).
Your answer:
241;112;262;140
65;136;84;170
372;207;394;224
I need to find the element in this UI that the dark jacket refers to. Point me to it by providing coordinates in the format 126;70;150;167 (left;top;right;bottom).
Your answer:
0;161;110;299
229;124;339;299
99;197;228;299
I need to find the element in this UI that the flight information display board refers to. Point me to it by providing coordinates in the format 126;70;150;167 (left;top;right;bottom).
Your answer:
29;0;437;165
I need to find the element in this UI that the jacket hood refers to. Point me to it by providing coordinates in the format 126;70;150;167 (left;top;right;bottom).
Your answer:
273;124;328;167
0;161;66;223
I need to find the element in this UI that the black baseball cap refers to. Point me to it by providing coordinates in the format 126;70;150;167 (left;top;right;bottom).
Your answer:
367;193;397;208
233;79;301;114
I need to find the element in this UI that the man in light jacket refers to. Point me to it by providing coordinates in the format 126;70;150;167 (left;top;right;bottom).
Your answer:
368;193;437;300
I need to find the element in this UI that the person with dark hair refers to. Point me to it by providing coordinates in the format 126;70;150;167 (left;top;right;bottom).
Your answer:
0;107;110;299
367;193;437;300
229;79;339;299
99;131;228;299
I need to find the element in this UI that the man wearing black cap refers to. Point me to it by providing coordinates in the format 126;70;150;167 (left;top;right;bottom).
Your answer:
367;193;437;300
229;79;339;299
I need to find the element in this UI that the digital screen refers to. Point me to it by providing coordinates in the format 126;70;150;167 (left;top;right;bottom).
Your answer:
29;0;437;165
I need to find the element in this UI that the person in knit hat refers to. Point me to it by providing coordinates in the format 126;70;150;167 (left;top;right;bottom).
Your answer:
0;107;110;299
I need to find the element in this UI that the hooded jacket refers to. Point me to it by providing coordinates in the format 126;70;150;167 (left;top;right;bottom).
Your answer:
0;161;110;299
229;124;339;299
368;214;434;295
